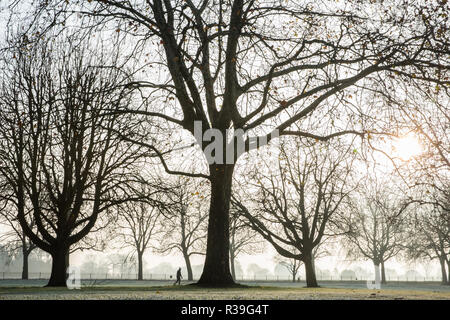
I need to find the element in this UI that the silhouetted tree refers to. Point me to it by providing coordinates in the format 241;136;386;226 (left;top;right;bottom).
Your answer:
0;183;36;279
13;0;450;285
406;186;450;285
0;35;147;286
158;176;208;281
233;138;356;287
115;189;161;280
342;182;410;284
274;255;302;283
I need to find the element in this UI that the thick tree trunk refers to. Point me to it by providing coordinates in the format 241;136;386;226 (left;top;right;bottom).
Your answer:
137;252;143;280
303;252;318;287
230;251;236;281
439;257;448;284
381;261;387;284
198;164;235;286
21;249;29;280
47;247;69;287
292;259;298;282
183;252;193;281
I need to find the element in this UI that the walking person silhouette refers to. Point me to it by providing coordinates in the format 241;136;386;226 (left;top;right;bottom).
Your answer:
174;267;182;285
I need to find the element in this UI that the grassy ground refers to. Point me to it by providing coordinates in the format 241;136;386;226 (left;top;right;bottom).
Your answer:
1;282;449;300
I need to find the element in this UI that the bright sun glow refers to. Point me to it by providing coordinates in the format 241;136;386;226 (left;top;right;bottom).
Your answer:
392;133;423;161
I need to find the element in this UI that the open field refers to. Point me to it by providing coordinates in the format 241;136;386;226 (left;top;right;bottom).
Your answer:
0;280;449;300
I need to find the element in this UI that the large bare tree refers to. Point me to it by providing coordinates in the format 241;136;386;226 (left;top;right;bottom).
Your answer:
232;138;356;287
273;254;302;283
115;192;161;280
17;0;450;285
342;183;410;284
0;35;148;286
0;190;36;280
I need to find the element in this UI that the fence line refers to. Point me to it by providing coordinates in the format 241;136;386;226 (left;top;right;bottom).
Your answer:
0;271;441;283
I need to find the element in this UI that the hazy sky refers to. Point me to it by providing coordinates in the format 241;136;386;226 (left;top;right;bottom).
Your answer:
66;245;440;280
